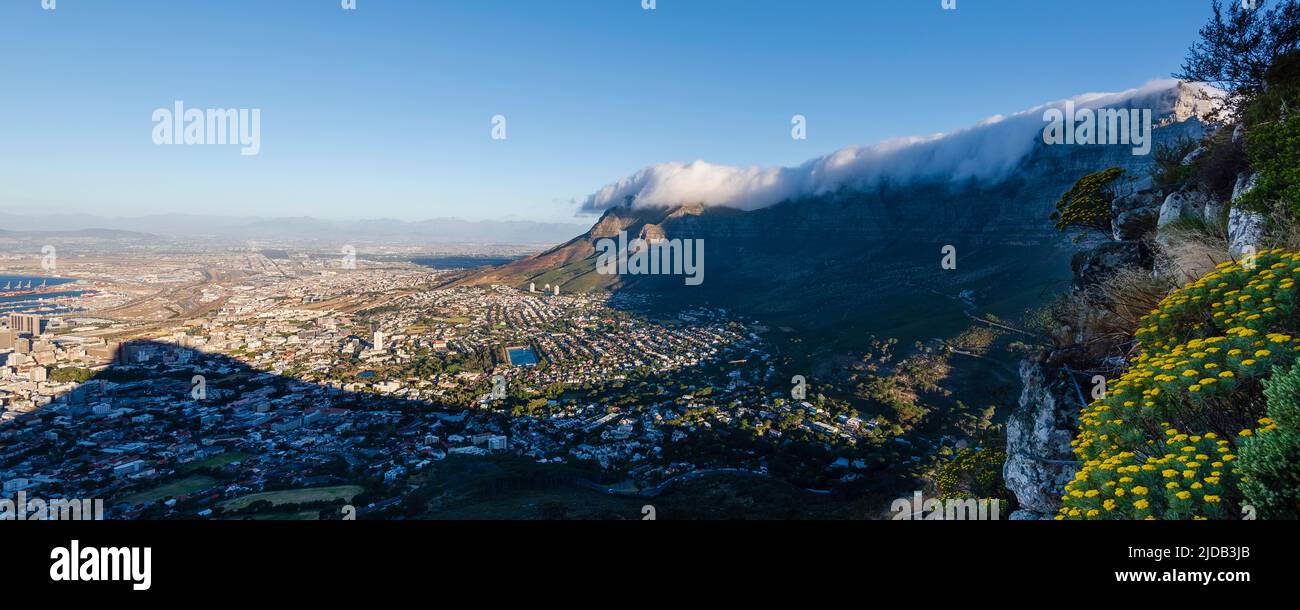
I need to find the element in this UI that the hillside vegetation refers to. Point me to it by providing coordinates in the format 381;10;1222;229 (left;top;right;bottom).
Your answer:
1045;0;1300;520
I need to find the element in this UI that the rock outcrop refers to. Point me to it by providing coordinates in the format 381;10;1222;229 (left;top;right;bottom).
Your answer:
1229;172;1267;254
1157;186;1219;228
1004;359;1082;519
1070;241;1151;289
1110;189;1163;241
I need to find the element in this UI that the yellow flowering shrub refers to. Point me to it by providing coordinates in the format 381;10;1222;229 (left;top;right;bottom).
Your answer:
1050;167;1125;240
1060;249;1300;520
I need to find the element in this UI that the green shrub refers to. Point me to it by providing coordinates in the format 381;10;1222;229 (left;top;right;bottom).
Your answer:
1194;125;1248;202
49;367;96;384
1239;358;1300;519
1051;167;1125;241
934;447;1009;502
1243;50;1300;127
1059;249;1300;519
1238;115;1300;216
1150;136;1200;193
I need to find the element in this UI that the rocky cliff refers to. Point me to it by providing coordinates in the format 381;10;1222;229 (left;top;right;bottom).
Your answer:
1003;119;1274;519
464;84;1212;346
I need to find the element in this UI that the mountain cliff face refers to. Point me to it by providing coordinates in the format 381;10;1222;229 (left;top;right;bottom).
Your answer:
465;83;1213;344
1001;118;1275;519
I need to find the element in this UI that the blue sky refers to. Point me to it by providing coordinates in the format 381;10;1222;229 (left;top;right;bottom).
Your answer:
0;0;1216;223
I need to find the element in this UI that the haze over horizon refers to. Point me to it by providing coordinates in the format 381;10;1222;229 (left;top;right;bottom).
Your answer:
3;0;1216;223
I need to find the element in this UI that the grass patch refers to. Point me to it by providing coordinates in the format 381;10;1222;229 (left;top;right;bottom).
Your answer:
179;451;250;473
249;510;322;521
118;475;217;505
217;485;364;512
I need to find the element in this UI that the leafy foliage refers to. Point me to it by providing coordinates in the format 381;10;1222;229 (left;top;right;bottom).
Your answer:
1243;50;1300;126
1174;0;1300;120
1149;136;1201;193
1060;249;1300;519
1238;115;1300;215
934;447;1009;502
1050;168;1125;240
1239;358;1300;518
49;367;96;384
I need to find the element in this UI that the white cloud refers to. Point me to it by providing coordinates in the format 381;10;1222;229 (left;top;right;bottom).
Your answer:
581;80;1220;213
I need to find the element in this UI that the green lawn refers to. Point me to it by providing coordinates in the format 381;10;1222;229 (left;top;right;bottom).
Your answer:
218;485;364;512
179;451;251;473
249;510;322;521
118;475;218;505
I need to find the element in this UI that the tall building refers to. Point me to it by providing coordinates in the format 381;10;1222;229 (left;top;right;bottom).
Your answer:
371;324;384;352
9;313;46;337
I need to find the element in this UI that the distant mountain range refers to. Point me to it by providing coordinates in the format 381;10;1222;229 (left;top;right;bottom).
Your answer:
0;213;589;245
0;227;154;240
465;81;1217;344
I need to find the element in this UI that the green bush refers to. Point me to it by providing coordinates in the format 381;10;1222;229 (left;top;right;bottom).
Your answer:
1239;359;1300;519
1150;136;1200;193
934;447;1009;502
49;367;96;384
1243;50;1300;127
1059;250;1300;519
1238;115;1300;216
1050;167;1125;241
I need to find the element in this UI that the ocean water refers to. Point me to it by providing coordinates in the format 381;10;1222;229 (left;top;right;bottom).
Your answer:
0;275;85;314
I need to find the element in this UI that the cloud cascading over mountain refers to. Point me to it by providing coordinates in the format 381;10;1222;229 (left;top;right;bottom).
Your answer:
581;80;1221;214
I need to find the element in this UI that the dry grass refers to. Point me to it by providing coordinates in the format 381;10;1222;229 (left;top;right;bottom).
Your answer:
1043;265;1176;366
1092;267;1176;357
1153;221;1233;285
1266;204;1300;251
